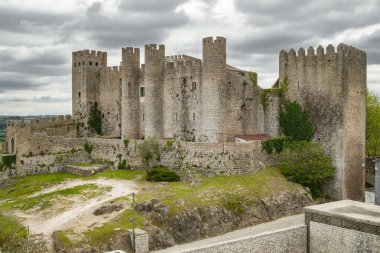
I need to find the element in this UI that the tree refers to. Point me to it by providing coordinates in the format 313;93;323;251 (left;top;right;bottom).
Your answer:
366;90;380;157
137;137;161;168
279;100;315;141
279;141;335;198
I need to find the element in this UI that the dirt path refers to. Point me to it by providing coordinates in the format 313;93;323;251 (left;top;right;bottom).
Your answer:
12;178;139;252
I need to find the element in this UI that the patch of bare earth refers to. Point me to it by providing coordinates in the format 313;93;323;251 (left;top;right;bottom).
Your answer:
9;178;139;252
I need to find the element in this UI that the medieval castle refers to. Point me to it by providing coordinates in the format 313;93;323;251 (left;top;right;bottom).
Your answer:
2;36;367;201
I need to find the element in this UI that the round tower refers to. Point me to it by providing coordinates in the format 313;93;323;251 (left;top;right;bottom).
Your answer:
121;47;140;139
201;36;227;143
144;44;165;138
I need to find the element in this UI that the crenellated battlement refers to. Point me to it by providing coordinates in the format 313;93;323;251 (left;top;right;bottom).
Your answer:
122;47;140;54
7;115;74;128
72;49;107;67
280;43;366;66
203;36;226;45
165;54;202;69
145;44;165;52
103;66;122;73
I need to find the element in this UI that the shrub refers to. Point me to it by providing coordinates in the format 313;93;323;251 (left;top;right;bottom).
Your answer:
279;100;315;141
262;137;293;154
84;142;93;154
124;138;130;148
1;155;16;169
117;159;130;170
137;137;161;167
279;141;335;198
165;139;174;150
146;167;180;182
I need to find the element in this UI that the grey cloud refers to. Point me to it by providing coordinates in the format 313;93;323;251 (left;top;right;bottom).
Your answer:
0;6;74;34
0;48;70;76
0;77;44;92
118;0;188;12
62;1;191;48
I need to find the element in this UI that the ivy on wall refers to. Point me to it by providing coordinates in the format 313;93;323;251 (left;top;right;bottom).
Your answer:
248;72;257;86
88;102;102;135
260;76;289;110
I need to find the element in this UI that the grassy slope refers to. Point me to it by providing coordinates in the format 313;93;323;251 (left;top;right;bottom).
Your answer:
0;213;27;249
67;167;302;248
0;168;305;249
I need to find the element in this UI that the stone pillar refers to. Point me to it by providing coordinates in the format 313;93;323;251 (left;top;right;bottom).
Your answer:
129;228;149;253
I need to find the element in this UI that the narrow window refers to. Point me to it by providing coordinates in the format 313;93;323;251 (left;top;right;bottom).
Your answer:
142;113;145;121
194;82;196;90
297;81;300;88
193;113;195;121
78;62;81;66
140;87;145;97
78;92;81;98
89;61;92;66
74;63;76;67
95;62;98;66
175;114;178;121
117;114;119;121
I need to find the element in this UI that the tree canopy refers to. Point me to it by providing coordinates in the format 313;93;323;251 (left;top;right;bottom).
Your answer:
366;90;380;157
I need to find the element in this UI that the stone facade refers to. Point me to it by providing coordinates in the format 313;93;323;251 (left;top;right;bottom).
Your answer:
71;37;271;141
280;44;366;201
310;222;380;253
178;225;307;253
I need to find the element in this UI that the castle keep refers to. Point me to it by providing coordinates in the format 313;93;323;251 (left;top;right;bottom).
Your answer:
72;37;276;142
2;36;367;201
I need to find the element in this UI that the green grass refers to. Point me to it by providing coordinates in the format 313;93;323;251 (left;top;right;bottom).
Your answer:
83;209;145;247
88;169;146;180
138;167;299;215
0;142;2;151
53;230;75;248
0;173;79;201
0;184;109;211
0;212;27;249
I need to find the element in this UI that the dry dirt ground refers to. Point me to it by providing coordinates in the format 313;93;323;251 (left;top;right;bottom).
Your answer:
9;178;139;251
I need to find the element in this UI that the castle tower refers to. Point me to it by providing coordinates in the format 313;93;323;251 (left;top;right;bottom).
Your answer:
144;44;165;139
279;44;367;201
72;50;107;129
121;47;140;139
201;36;227;143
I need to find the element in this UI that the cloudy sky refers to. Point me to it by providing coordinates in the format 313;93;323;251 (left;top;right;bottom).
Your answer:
0;0;380;115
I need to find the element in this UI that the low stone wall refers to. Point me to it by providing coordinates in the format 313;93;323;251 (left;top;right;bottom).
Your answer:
63;164;109;177
15;150;91;176
310;222;380;253
180;225;306;253
88;138;273;176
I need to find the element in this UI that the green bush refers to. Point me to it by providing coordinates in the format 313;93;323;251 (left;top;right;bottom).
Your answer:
117;159;130;170
124;138;130;148
279;100;315;141
137;137;161;167
279;141;335;198
366;90;380;156
165;139;174;150
84;142;93;154
1;155;16;169
146;167;180;182
262;137;293;154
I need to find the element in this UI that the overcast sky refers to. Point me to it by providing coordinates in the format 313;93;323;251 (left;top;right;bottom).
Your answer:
0;0;380;115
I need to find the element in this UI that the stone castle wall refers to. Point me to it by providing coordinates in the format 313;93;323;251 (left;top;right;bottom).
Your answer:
280;44;366;200
87;138;272;175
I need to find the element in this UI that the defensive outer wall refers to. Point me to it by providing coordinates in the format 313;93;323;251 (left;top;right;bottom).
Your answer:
1;37;367;201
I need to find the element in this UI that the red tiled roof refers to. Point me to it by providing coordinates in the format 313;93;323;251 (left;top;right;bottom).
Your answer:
235;134;272;141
